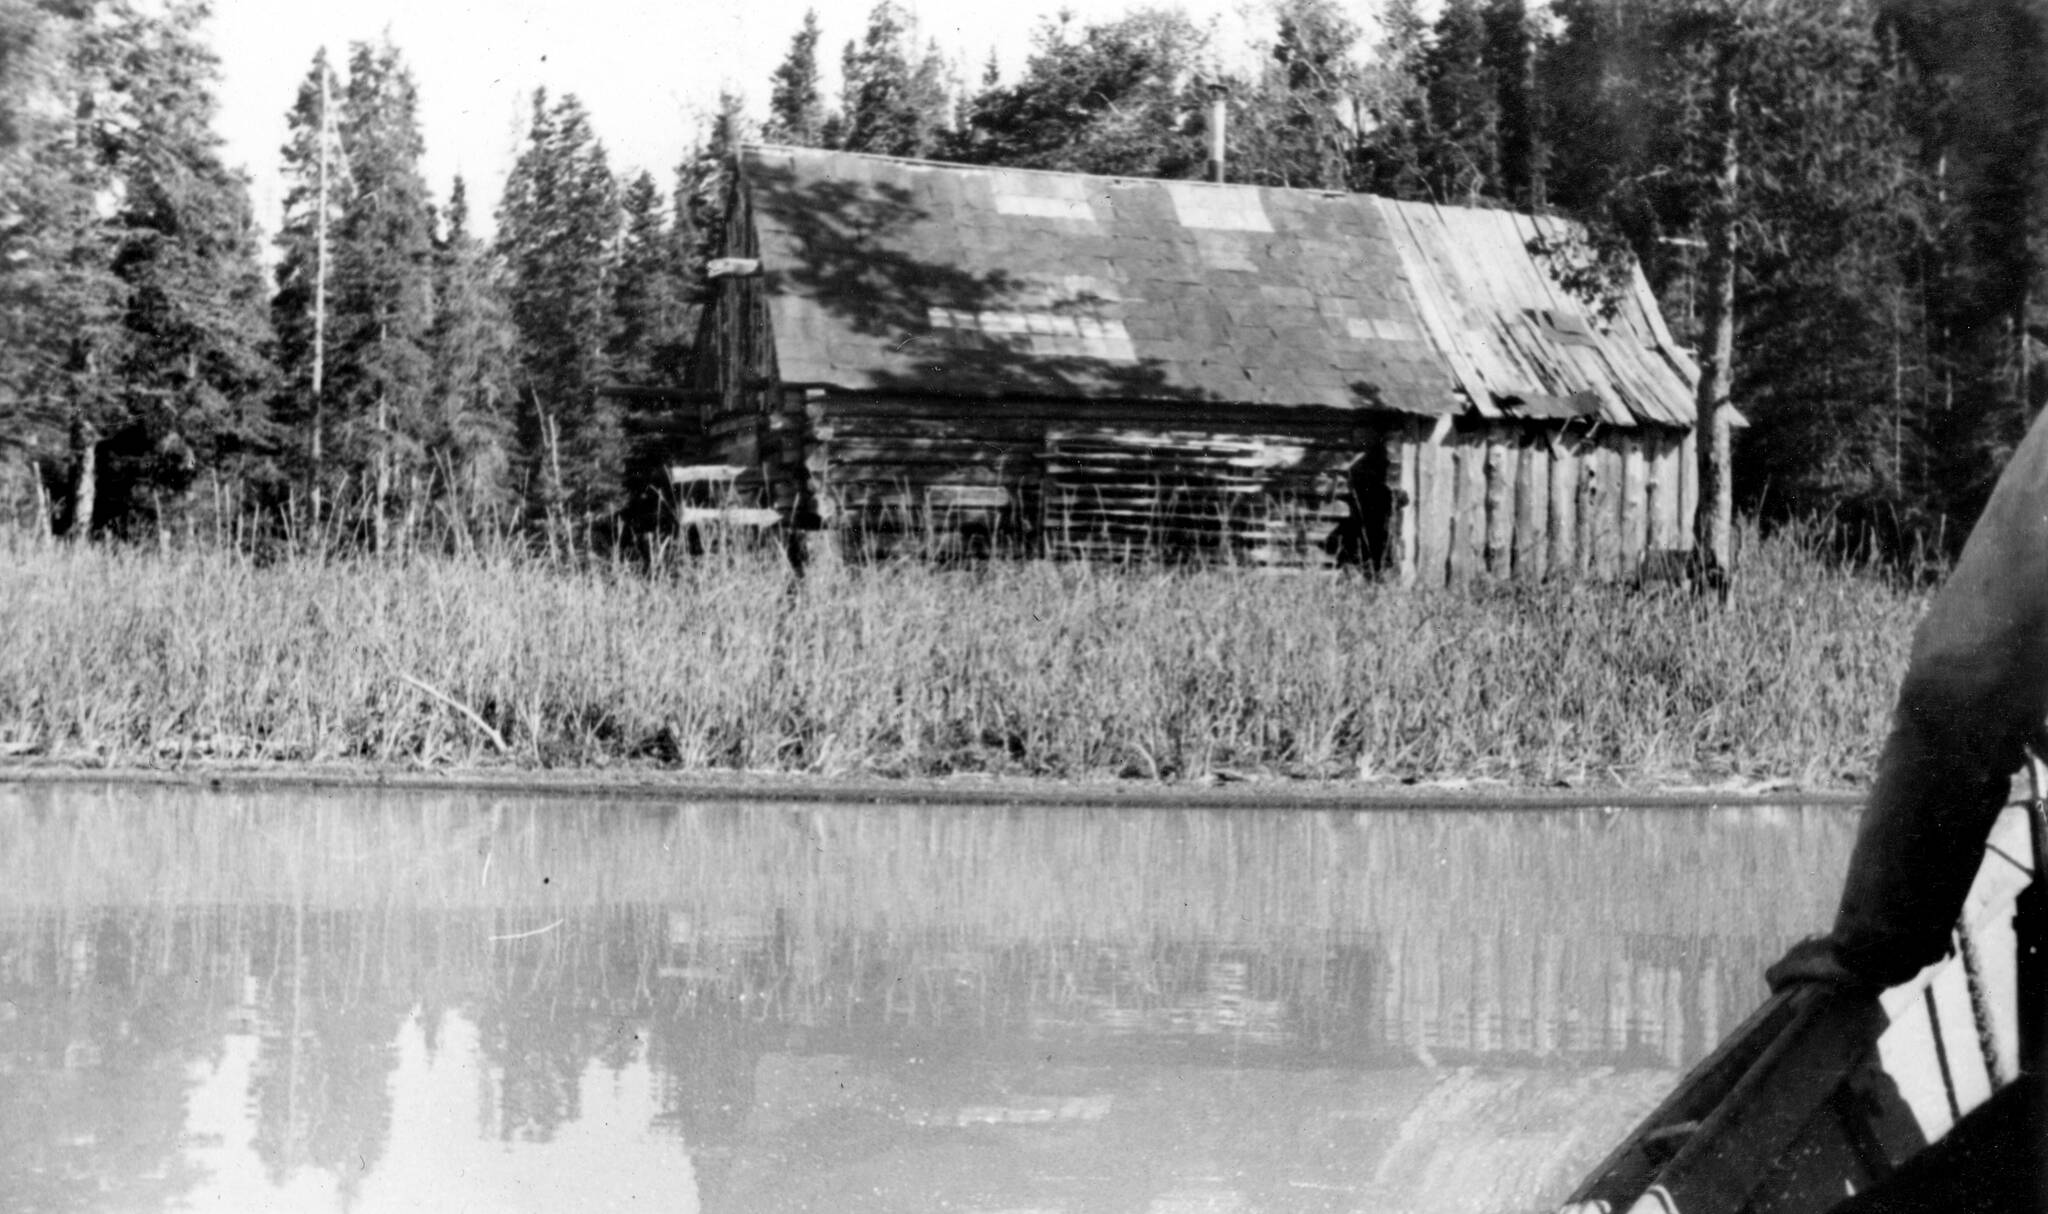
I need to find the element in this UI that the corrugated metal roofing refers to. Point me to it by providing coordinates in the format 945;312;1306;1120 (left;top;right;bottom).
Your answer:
742;144;1698;426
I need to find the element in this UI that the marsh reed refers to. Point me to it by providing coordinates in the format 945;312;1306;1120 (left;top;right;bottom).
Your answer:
0;525;1922;785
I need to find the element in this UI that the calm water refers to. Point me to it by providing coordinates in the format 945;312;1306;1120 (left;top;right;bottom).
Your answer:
0;784;1862;1214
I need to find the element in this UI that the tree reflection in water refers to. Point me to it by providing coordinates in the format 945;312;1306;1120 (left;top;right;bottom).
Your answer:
0;786;1858;1212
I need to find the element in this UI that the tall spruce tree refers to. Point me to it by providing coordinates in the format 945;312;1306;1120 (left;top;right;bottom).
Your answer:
1879;0;2048;518
609;170;692;531
1419;0;1500;204
678;91;746;305
951;9;1206;177
0;0;120;533
1733;24;1951;539
330;36;435;550
103;0;275;539
496;89;622;538
271;47;350;524
1354;0;1433;198
1483;0;1543;207
1229;0;1364;190
1532;0;2019;562
3;0;273;539
840;0;950;157
609;171;689;386
427;177;516;527
764;9;831;147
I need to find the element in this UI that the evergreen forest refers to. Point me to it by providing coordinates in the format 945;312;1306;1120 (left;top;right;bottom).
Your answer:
3;0;2044;563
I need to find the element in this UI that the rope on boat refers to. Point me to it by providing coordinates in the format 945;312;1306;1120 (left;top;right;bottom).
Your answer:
1957;746;2048;1091
1924;980;1968;1123
2027;748;2048;1077
1957;922;2010;1086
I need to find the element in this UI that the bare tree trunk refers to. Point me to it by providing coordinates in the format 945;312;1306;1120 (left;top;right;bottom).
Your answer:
310;62;332;529
33;465;53;541
1691;45;1739;589
543;409;567;560
65;415;98;542
374;392;390;554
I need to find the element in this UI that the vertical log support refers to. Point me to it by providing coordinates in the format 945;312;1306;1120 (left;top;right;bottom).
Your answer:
1648;435;1679;553
1576;449;1599;577
1680;428;1700;551
1594;445;1622;580
1484;434;1515;578
1515;434;1547;582
1397;422;1422;586
1620;432;1648;570
1692;43;1739;586
1549;437;1577;578
1452;433;1486;584
1419;417;1455;588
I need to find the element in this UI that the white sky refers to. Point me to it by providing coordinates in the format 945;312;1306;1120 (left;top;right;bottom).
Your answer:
206;0;1276;242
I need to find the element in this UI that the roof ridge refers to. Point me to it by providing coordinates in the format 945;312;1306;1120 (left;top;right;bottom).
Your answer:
740;141;1354;199
741;144;1583;221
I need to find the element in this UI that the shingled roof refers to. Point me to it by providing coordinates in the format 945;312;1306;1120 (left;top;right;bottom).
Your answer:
743;144;1698;427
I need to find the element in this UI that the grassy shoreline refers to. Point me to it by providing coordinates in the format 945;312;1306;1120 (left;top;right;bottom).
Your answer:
0;529;1925;790
0;763;1874;808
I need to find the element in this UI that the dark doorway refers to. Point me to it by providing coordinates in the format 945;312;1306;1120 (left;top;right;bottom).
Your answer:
1327;438;1397;573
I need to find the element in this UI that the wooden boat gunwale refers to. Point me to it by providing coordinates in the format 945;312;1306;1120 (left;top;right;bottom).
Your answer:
1559;778;2043;1214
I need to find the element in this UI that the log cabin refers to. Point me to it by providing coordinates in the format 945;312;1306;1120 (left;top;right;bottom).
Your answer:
679;144;1715;584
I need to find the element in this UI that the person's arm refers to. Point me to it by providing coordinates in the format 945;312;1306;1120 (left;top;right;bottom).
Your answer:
1785;411;2048;990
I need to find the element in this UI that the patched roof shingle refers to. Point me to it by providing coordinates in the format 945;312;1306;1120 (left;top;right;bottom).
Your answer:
742;145;1697;425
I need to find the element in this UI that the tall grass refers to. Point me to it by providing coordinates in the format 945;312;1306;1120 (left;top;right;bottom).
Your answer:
0;525;1926;784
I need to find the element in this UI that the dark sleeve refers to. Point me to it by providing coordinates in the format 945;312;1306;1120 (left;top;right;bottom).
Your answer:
1829;411;2048;987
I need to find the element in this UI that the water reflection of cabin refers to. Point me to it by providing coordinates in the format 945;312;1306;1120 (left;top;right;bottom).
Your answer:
679;144;1708;583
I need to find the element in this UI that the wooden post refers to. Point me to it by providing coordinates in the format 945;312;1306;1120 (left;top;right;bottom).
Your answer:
1549;439;1577;578
1680;429;1701;551
1620;432;1648;571
1484;433;1517;579
1419;418;1455;588
1576;448;1599;577
1451;434;1485;584
1397;424;1421;586
1595;444;1623;580
1648;435;1679;553
1515;434;1547;582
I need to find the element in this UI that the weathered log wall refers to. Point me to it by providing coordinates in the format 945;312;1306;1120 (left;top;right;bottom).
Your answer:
672;379;1693;580
1397;417;1695;588
810;397;1382;565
